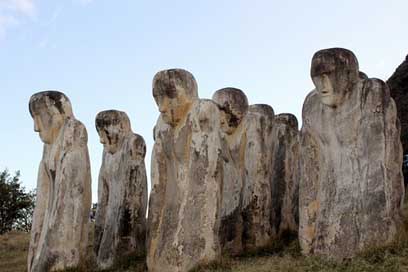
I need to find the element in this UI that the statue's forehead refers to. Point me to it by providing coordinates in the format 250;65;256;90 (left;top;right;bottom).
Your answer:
30;97;58;116
96;111;129;129
29;91;70;116
311;57;336;76
153;80;178;98
213;89;248;110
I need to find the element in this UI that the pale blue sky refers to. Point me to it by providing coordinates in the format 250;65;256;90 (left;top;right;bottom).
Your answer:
1;0;407;201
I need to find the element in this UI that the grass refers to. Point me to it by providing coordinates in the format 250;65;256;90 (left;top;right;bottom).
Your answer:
0;231;30;272
3;202;408;272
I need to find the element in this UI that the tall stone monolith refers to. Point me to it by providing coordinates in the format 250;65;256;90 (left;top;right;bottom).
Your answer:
212;88;248;255
27;91;92;272
241;104;275;252
270;113;299;236
147;69;223;272
300;48;404;260
94;110;147;269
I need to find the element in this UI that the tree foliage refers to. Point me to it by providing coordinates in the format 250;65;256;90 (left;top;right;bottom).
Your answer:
0;169;35;234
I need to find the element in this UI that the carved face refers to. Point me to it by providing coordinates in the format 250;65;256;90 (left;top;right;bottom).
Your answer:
153;69;198;127
312;72;337;106
212;88;248;135
153;88;192;126
218;105;244;135
311;48;359;107
32;109;64;144
29;91;72;144
98;124;121;154
95;110;130;154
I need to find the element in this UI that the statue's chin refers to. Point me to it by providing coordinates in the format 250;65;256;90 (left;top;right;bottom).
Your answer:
106;146;118;154
39;133;52;144
320;95;338;107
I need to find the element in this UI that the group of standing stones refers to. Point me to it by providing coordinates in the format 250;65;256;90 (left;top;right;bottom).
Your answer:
147;71;299;272
27;47;405;272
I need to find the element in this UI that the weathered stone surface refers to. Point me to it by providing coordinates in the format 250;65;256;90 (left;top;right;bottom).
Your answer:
147;69;223;272
28;91;92;272
270;113;299;236
212;88;248;255
299;48;404;260
241;104;275;251
94;110;147;269
213;87;300;253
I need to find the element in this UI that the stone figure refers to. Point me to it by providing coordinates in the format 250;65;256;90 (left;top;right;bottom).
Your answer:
94;110;147;269
27;91;92;272
147;69;224;272
270;113;299;236
300;48;404;259
212;88;249;255
241;104;275;252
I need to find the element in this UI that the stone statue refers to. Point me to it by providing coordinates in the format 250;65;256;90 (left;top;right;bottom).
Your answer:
147;69;224;272
300;48;404;259
212;88;248;255
94;110;147;269
241;104;275;252
27;91;92;272
270;113;299;236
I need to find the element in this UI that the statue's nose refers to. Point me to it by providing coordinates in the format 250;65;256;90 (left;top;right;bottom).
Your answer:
34;122;40;132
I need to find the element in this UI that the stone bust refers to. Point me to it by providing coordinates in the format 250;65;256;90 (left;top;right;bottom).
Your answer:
95;110;132;154
212;87;249;135
152;69;198;127
311;48;359;107
29;91;73;144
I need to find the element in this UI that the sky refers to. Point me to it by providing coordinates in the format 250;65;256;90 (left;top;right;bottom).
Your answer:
0;0;407;202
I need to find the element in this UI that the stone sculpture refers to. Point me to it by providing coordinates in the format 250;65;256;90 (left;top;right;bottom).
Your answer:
212;88;249;255
241;104;275;252
299;48;404;259
27;91;92;272
270;113;299;236
147;69;223;272
94;110;147;269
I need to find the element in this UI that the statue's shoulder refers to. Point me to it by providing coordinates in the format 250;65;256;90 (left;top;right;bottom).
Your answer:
64;118;88;147
131;133;146;144
360;78;392;108
361;78;390;98
303;89;319;106
302;89;320;115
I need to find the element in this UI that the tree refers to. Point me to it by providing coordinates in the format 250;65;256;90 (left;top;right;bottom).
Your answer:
0;169;35;234
13;189;36;232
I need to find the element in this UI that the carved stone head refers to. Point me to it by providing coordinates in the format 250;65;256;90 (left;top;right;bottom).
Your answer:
29;91;73;144
95;110;131;154
153;69;198;127
275;113;298;130
311;48;359;107
212;88;249;135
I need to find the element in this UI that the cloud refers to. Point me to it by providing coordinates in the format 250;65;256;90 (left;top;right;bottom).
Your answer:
0;0;35;38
